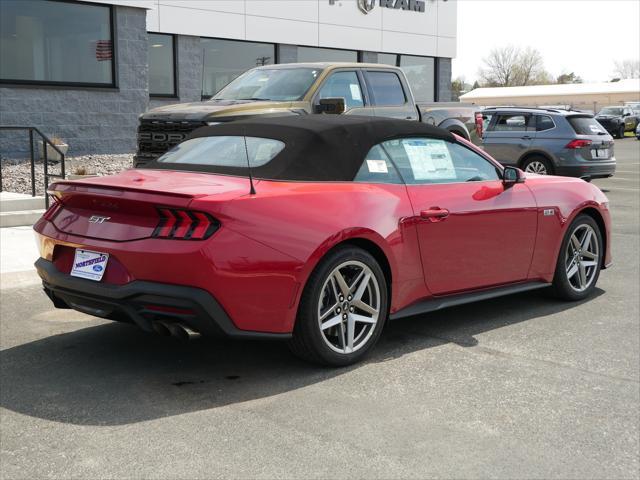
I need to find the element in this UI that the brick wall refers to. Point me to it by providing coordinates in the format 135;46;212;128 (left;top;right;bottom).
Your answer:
0;6;148;158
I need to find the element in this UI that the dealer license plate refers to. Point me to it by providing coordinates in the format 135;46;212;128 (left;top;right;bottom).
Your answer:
70;249;109;281
591;148;610;159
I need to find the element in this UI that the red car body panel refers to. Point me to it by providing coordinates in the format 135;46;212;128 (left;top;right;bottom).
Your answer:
34;140;612;335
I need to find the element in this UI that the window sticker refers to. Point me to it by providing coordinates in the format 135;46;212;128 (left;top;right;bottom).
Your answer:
403;139;455;181
589;124;604;133
350;84;362;101
366;159;388;173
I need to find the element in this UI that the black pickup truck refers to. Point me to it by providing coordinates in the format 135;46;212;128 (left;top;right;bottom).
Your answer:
135;63;481;166
595;106;639;139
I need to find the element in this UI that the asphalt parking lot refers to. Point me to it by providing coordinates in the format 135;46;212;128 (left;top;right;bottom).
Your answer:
1;139;638;479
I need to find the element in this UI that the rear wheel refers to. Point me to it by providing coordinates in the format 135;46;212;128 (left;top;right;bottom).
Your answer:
288;246;388;366
523;156;554;175
551;214;602;301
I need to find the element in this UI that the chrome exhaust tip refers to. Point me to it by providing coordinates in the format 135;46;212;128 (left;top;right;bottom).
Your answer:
152;320;172;336
167;322;201;341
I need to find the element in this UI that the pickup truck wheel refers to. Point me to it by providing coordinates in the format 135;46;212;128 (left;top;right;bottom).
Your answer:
288;246;388;367
617;125;625;139
522;156;553;175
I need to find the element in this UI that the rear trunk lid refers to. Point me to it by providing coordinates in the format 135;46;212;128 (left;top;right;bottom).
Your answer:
48;169;249;241
567;115;615;160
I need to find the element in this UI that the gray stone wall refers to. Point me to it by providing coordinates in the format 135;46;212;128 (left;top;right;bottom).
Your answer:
0;5;148;158
436;58;452;102
149;35;203;110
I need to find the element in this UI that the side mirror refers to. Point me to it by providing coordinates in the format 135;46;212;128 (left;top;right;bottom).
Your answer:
623;112;630;117
315;97;346;115
503;166;525;186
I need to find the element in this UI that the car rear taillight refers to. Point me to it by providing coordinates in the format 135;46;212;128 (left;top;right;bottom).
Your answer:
565;139;592;149
152;208;219;240
475;112;484;137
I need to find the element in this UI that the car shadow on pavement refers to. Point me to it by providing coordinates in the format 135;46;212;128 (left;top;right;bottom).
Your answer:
0;288;604;426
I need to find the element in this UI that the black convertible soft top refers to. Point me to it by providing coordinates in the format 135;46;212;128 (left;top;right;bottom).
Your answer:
144;115;456;181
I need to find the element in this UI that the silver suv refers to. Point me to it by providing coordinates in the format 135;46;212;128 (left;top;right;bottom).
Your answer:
481;107;616;180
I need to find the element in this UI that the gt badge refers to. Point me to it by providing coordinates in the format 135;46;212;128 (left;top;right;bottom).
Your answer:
543;209;555;216
88;215;111;224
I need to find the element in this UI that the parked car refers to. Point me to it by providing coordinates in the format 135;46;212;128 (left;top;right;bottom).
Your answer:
481;107;616;180
636;122;640;140
595;106;638;138
134;62;482;167
34;116;612;366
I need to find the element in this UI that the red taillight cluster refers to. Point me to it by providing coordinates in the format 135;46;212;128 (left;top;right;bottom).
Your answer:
565;139;592;149
152;208;219;240
475;112;484;138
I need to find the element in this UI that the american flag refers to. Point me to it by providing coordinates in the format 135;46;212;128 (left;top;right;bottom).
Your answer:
95;40;112;61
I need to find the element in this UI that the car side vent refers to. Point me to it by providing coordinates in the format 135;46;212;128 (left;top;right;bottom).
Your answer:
152;208;220;240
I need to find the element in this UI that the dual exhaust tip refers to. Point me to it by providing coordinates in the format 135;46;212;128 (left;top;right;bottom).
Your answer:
152;320;200;341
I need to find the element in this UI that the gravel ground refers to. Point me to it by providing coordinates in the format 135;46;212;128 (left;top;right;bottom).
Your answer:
0;154;134;195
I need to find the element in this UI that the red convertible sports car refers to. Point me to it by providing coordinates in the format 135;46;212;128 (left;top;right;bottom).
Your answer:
34;116;612;366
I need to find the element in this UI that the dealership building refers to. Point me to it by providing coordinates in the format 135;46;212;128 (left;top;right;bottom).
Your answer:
0;0;456;156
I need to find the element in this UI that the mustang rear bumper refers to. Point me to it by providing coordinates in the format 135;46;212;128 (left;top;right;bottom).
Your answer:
35;258;291;340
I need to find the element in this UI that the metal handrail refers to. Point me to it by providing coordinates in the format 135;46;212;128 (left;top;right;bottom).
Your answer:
0;126;66;207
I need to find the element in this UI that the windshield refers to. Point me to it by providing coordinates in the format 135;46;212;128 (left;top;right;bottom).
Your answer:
213;68;321;102
599;108;623;116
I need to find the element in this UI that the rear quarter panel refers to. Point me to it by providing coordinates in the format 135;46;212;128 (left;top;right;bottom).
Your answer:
525;175;611;281
189;181;428;321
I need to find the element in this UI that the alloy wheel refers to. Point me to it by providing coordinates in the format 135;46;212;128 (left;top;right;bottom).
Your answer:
565;224;600;292
317;260;381;354
525;161;548;174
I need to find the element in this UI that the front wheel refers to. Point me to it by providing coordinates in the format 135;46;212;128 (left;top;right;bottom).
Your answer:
616;125;625;139
288;246;388;366
551;214;603;301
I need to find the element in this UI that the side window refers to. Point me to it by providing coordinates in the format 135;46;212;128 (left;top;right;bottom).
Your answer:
536;115;555;131
354;145;402;184
381;138;500;185
317;71;364;109
366;71;406;106
493;114;532;132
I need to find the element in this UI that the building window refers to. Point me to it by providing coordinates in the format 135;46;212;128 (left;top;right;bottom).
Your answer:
201;38;275;98
0;0;114;86
399;55;435;102
376;53;398;66
297;46;357;63
148;33;176;97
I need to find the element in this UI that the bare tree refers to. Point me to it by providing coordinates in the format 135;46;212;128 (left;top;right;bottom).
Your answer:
478;46;520;87
478;46;552;87
613;59;640;79
515;47;549;86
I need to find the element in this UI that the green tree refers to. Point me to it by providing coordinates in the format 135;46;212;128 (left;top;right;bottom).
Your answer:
557;72;583;84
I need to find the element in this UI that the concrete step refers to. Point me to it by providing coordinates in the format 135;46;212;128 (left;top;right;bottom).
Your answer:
0;209;45;228
0;193;46;213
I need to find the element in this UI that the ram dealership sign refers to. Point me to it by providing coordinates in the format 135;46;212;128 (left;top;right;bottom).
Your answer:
331;0;426;14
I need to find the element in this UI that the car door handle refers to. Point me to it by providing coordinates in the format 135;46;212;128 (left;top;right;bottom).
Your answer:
420;208;449;221
521;135;532;140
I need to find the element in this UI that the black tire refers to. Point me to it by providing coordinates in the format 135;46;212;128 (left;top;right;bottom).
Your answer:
616;125;625;139
551;214;603;301
522;156;554;175
288;245;388;367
